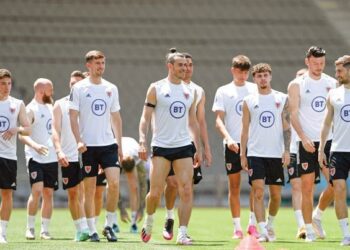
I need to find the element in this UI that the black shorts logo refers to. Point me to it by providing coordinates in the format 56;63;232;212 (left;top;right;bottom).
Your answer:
226;163;232;170
301;162;308;170
329;167;336;176
85;166;91;173
248;169;253;176
31;171;37;180
288;167;294;175
63;178;69;185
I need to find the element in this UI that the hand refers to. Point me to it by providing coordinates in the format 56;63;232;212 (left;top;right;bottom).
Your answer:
204;147;212;167
57;151;69;167
318;151;327;169
120;210;131;223
77;141;87;153
282;151;290;168
194;151;202;168
138;142;148;161
301;136;315;153
34;144;49;156
1;127;18;141
227;139;239;153
118;146;123;163
240;155;248;171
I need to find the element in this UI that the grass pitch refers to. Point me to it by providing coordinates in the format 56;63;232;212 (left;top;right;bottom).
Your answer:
1;207;345;250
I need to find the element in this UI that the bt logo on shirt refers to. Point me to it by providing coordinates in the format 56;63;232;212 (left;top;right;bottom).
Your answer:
92;99;107;116
341;104;350;122
235;100;243;116
259;111;275;128
311;96;326;112
170;101;186;119
0;116;10;133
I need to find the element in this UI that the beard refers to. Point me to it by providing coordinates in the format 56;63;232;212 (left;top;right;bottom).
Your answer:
42;94;53;104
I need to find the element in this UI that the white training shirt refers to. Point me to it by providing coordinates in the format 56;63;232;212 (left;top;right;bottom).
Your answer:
0;96;23;160
212;81;257;142
290;128;298;154
329;85;350;152
122;137;141;165
151;78;194;148
24;100;57;164
296;73;337;141
69;77;120;146
56;96;78;162
186;81;203;109
245;90;287;158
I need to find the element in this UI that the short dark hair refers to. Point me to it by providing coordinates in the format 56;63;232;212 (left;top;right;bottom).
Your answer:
165;48;184;64
70;70;86;79
121;157;136;172
232;55;251;71
85;50;105;62
251;63;272;76
306;46;326;58
183;52;193;60
0;69;12;80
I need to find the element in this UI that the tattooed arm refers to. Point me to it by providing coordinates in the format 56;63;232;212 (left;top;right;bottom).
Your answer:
282;97;291;167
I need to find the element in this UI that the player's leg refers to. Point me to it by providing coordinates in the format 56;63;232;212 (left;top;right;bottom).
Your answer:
163;172;177;240
0;190;12;243
228;172;243;239
125;168;139;233
301;172;316;242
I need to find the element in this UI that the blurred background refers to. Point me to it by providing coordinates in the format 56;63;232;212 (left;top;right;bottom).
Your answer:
1;0;350;208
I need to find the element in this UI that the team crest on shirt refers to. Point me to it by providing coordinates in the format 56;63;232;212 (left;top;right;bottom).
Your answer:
226;163;232;171
329;168;336;176
288;167;294;176
9;107;16;114
275;102;281;109
301;162;308;170
85;166;91;173
106;90;112;98
326;87;331;92
183;92;189;100
62;178;69;185
31;171;37;180
306;89;311;94
248;169;253;177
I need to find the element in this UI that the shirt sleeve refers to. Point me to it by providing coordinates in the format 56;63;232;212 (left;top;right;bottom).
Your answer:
212;88;225;112
69;86;79;111
111;86;121;113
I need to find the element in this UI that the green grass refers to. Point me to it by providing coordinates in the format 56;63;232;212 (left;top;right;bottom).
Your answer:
1;207;346;249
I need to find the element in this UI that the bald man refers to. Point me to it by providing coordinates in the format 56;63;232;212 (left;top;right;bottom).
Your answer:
19;78;58;240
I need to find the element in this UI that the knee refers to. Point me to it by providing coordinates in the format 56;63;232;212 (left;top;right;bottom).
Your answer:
148;189;162;201
1;190;13;201
167;177;178;190
270;193;281;203
107;180;119;192
68;188;79;201
254;188;264;201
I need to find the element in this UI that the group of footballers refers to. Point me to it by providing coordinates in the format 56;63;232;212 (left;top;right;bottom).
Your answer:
0;46;350;247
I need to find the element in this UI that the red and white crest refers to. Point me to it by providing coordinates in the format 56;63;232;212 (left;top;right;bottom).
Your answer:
184;92;189;100
62;178;69;185
329;168;336;176
275;102;281;108
301;162;308;170
85;166;91;174
31;171;37;180
9;107;16;114
248;169;253;177
226;163;232;171
106;91;112;98
288;167;294;176
326;87;331;92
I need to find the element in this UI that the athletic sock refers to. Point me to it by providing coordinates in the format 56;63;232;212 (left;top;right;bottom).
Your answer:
258;222;267;236
27;215;35;229
41;217;50;233
166;209;175;220
104;211;116;228
312;206;323;220
266;215;275;229
74;219;81;232
131;211;137;225
248;211;257;226
232;217;242;231
294;210;305;229
339;218;350;238
87;217;97;235
0;220;8;237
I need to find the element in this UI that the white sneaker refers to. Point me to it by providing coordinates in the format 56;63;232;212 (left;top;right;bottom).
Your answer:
25;228;35;240
0;235;7;244
176;233;192;245
258;233;269;242
312;217;326;239
341;236;350;246
305;232;316;242
266;226;276;242
40;231;52;240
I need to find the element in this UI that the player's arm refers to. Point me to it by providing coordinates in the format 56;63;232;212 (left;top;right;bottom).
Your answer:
215;110;239;153
18;109;48;155
111;111;123;161
138;84;156;161
196;90;212;166
318;96;333;168
1;102;31;140
240;101;250;171
189;90;202;167
288;82;315;153
69;109;86;153
282;98;291;167
52;102;69;167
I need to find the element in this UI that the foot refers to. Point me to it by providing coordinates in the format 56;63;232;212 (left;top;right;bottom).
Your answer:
25;228;35;240
266;226;276;242
130;224;138;233
79;229;90;241
296;226;306;239
40;231;52;240
305;232;316;242
258;234;269;242
312;217;326;239
341;236;350;246
232;230;243;239
141;223;152;243
102;226;117;242
162;218;174;240
112;223;120;233
0;235;7;244
176;233;193;245
247;225;259;238
89;232;100;242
